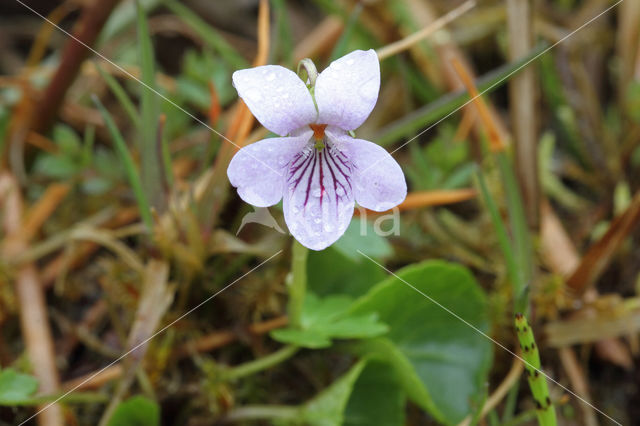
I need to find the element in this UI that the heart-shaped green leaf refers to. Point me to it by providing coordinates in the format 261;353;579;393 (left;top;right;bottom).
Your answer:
348;260;492;425
344;361;406;426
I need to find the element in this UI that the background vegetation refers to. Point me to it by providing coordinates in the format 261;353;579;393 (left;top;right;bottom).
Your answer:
0;0;638;425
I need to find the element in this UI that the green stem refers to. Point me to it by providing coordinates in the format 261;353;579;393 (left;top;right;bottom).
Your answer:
475;170;522;308
225;405;299;422
497;152;532;312
514;313;557;426
223;345;299;381
3;391;108;406
288;240;308;329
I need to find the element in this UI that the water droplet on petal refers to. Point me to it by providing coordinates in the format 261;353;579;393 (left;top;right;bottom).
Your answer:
323;223;334;232
314;218;321;224
336;187;345;197
346;59;355;65
266;72;276;81
312;188;322;198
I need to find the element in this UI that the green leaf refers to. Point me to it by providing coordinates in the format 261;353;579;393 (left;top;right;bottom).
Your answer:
271;294;388;349
33;155;80;179
0;369;38;405
333;219;393;261
348;261;492;425
107;395;160;426
308;238;387;299
53;124;82;154
300;360;367;426
344;361;406;426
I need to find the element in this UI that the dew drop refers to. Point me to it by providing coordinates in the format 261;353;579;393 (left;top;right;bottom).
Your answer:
346;59;355;65
313;218;321;224
323;223;334;232
312;187;322;198
266;72;276;81
336;187;345;197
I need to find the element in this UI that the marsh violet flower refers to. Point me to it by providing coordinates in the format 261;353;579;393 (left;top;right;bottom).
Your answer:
227;49;406;250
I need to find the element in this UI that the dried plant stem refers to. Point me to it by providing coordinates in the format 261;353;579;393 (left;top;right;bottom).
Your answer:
30;0;120;134
566;191;640;296
198;0;269;233
1;174;63;426
457;358;524;426
558;348;598;426
63;316;289;391
507;0;539;228
376;0;476;61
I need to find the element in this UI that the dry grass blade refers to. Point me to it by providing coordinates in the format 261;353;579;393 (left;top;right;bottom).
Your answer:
62;316;288;391
98;260;174;426
356;189;476;216
0;173;63;426
558;348;598;426
566;192;640;296
457;358;524;426
376;0;476;61
507;0;538;227
545;304;640;347
450;57;506;152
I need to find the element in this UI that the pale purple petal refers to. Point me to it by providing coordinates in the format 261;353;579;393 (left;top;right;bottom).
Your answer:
228;130;312;207
283;145;355;250
314;50;380;131
330;131;406;211
233;66;317;136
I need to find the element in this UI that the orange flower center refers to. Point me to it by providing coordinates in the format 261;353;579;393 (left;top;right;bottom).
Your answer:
309;124;327;141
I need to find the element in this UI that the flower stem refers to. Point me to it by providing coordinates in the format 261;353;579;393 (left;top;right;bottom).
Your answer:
223;345;299;381
288;240;308;328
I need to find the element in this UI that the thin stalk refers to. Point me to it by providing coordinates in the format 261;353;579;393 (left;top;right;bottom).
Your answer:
92;96;153;229
514;313;557;426
136;0;165;211
95;63;141;130
496;152;532;313
474;170;523;311
288;240;308;328
226;405;299;422
223;345;299;381
7;392;109;406
329;3;363;61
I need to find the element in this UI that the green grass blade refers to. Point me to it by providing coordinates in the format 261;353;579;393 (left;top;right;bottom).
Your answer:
92;95;153;230
271;0;293;66
474;169;522;307
329;3;363;61
95;64;141;130
376;43;548;146
162;0;248;70
136;0;165;210
496;151;532;312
